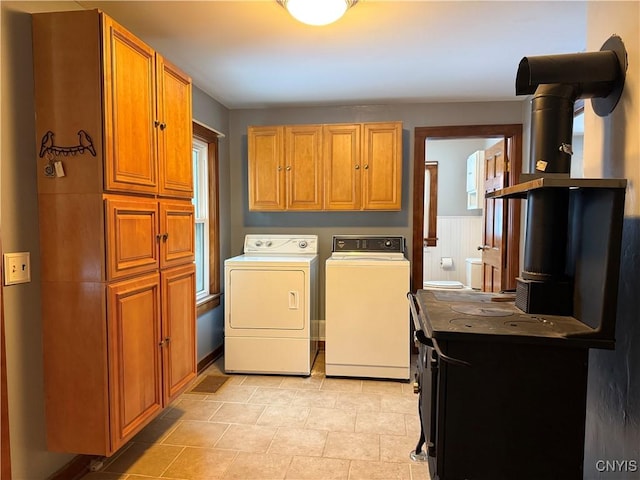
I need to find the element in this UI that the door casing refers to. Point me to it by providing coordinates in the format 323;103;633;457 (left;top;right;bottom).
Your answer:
412;124;523;292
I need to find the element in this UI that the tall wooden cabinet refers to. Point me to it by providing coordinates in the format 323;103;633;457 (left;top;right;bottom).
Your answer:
32;9;196;456
248;121;402;211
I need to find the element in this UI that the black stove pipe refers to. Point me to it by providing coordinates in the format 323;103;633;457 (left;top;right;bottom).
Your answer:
528;83;578;175
522;83;577;281
514;36;627;313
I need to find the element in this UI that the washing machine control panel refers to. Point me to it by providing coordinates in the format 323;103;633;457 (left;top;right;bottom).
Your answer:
332;235;405;254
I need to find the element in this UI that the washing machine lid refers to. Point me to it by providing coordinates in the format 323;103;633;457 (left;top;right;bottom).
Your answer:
225;253;317;267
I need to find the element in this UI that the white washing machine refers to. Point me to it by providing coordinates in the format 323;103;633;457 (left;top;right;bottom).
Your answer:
325;235;410;380
224;234;318;375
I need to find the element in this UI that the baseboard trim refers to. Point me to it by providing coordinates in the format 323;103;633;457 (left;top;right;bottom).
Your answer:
47;454;102;480
197;344;224;373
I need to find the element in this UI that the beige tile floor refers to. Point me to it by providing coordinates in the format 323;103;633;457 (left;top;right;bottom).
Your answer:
82;352;430;480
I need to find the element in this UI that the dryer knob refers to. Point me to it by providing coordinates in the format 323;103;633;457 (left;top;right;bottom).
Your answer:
298;240;308;249
266;241;272;247
255;240;263;247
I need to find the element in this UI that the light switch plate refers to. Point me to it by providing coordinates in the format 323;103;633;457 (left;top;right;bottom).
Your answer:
3;252;31;285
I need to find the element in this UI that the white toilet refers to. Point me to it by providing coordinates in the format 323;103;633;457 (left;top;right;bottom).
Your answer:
465;257;483;290
423;279;464;290
422;257;483;291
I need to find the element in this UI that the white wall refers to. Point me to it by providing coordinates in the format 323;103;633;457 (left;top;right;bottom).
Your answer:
423;216;482;286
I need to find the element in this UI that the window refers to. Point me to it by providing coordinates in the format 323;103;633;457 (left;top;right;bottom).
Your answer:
192;122;221;312
192;137;209;299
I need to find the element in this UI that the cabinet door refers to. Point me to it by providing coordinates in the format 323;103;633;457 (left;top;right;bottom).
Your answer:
248;126;285;210
362;122;402;210
107;273;162;453
102;15;158;195
156;55;194;199
285;125;323;210
161;264;197;403
323;124;361;210
159;200;195;269
105;196;159;280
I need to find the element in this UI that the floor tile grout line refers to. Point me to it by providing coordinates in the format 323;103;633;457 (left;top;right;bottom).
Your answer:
157;445;186;479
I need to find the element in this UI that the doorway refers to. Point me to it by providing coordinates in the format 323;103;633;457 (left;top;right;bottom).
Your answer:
412;124;523;293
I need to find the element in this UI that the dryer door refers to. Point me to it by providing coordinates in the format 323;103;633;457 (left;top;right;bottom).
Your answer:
227;268;306;331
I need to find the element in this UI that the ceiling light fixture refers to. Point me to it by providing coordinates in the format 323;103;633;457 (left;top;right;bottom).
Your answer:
277;0;358;26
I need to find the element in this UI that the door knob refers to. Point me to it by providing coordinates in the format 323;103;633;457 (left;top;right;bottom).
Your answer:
477;245;489;251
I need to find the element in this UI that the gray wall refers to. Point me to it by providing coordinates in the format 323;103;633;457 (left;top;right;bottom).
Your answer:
426;137;497;216
1;1;637;479
191;86;230;362
582;2;640;478
228;103;524;319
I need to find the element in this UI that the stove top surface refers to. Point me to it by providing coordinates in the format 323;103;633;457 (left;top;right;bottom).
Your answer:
415;290;611;348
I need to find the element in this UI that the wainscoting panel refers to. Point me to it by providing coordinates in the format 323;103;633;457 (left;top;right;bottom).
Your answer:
423;216;483;286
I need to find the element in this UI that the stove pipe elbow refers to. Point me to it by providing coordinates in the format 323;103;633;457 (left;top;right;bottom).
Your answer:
515;35;627;174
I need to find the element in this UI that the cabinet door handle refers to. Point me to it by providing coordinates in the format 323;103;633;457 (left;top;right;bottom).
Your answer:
355;165;360;170
158;337;171;347
364;164;369;170
154;121;167;130
277;166;282;171
156;234;162;242
162;233;169;241
286;166;291;171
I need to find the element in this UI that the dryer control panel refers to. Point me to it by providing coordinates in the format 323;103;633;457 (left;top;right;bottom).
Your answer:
244;234;318;255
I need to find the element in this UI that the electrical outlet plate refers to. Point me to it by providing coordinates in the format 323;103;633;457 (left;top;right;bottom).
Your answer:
3;252;31;285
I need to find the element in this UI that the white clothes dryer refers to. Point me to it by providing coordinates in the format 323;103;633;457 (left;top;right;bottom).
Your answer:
224;235;318;375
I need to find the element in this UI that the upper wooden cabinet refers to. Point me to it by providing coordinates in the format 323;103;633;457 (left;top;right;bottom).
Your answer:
248;126;285;210
156;57;194;198
324;123;361;210
248;125;323;211
32;9;196;457
248;121;402;211
285;125;324;210
361;122;403;210
33;10;192;199
103;15;193;197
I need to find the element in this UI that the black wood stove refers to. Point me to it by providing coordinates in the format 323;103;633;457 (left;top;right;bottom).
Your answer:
408;35;628;480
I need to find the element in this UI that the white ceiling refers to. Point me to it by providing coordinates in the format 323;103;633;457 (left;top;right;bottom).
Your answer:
78;0;588;109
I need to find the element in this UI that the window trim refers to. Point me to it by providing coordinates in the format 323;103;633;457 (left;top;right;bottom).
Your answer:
193;121;221;313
